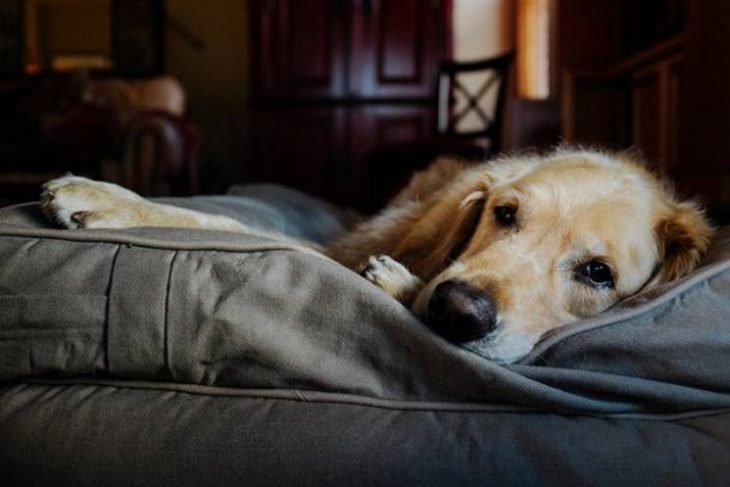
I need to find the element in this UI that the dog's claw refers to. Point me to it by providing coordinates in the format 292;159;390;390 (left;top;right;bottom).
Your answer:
70;211;94;227
360;255;423;302
38;175;142;229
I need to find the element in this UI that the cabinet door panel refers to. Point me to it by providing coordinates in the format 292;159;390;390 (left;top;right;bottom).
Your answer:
250;0;279;94
632;56;682;176
632;70;662;171
249;108;346;202
350;105;434;209
350;0;448;99
250;0;346;98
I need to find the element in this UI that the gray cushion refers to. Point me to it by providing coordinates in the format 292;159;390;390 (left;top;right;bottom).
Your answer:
2;191;730;486
0;193;729;414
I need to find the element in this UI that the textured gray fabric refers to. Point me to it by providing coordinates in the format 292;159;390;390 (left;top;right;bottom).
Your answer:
1;191;730;485
1;223;728;413
2;381;730;487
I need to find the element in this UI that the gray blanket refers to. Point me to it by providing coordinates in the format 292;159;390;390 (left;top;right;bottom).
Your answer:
1;190;730;486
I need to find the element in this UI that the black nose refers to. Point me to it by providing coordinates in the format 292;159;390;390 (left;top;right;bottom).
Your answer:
427;280;498;343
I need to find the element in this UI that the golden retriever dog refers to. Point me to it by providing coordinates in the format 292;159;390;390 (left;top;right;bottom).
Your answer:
40;149;714;363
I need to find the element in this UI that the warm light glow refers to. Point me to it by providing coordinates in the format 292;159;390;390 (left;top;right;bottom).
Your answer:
51;55;111;72
23;0;112;74
24;0;40;69
516;0;551;99
24;64;41;75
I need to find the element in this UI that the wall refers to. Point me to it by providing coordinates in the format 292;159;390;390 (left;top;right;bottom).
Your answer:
452;0;514;60
165;0;249;192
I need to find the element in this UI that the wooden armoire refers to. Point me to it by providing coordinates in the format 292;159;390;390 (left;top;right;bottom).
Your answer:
247;0;452;210
559;0;730;219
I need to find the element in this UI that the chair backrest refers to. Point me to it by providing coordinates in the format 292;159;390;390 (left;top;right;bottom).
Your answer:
436;53;513;153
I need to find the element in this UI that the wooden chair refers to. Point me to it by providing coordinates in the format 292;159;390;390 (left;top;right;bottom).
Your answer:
435;53;513;156
0;75;200;206
363;53;513;212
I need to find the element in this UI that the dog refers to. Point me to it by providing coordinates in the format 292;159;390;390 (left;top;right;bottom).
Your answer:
40;149;714;363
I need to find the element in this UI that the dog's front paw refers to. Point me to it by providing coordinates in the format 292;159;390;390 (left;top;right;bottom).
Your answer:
361;255;423;303
41;175;145;229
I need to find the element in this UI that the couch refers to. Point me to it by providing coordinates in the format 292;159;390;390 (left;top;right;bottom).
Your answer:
0;75;199;203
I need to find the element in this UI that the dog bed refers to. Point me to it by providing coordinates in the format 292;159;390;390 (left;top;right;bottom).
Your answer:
1;186;729;486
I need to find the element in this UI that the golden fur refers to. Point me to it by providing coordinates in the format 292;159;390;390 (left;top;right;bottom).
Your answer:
327;149;714;361
40;149;714;363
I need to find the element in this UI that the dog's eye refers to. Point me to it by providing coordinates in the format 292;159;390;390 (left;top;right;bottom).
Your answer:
577;260;615;289
494;205;516;227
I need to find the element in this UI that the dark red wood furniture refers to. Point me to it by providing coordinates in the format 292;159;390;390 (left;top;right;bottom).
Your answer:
361;54;513;211
247;0;453;212
0;75;200;205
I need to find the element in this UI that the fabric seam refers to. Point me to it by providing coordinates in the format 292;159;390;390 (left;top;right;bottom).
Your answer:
11;377;730;422
0;226;324;258
163;250;179;374
104;244;123;373
522;260;730;363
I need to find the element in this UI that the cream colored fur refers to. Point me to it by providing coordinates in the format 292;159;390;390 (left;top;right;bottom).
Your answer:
40;149;714;363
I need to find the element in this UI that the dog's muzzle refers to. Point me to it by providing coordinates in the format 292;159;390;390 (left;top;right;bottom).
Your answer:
427;280;498;343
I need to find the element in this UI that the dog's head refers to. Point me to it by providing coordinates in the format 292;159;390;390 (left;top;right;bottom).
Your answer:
397;150;714;363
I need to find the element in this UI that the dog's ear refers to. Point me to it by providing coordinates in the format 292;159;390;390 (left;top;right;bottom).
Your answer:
392;177;490;280
655;200;714;282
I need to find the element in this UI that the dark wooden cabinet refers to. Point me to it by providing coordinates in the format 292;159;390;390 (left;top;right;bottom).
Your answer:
249;107;346;200
349;0;447;99
631;54;683;174
562;37;683;177
559;0;730;221
247;0;451;210
251;0;347;99
349;105;434;205
251;0;448;100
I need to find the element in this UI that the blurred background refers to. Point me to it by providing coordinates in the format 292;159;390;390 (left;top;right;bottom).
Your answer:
0;0;727;221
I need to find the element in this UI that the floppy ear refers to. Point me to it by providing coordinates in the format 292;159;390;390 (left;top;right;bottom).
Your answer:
392;178;490;280
655;201;714;282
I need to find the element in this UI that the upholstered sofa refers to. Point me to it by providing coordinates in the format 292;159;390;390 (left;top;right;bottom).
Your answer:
0;75;199;202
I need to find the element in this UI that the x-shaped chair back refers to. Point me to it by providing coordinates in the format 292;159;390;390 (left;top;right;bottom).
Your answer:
436;53;513;154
